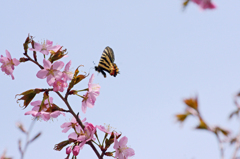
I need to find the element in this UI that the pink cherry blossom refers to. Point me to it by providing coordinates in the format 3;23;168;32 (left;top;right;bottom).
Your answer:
62;60;73;81
0;50;20;79
25;110;65;121
61;116;86;133
30;97;53;111
72;145;80;156
29;40;61;55
25;97;65;121
68;123;96;149
82;74;100;113
113;136;135;159
191;0;216;9
36;59;64;86
96;124;120;136
53;79;68;92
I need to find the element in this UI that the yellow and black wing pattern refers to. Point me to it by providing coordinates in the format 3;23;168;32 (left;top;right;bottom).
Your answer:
95;46;119;78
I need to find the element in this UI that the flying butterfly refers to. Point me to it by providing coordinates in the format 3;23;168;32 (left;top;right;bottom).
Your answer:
95;46;119;78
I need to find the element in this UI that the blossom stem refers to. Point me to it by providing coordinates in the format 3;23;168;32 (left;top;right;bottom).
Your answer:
76;94;85;98
102;133;108;146
76;88;88;92
95;132;101;145
91;140;99;146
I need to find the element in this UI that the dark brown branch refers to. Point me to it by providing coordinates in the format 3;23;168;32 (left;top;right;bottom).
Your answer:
87;141;102;159
23;53;43;69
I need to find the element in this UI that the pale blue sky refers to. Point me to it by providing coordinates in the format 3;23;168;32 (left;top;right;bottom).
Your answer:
1;0;240;158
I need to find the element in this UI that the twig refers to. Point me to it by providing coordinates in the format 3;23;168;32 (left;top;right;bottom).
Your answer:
20;118;37;159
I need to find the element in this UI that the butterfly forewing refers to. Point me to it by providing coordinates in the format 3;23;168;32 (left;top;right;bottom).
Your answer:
104;46;115;63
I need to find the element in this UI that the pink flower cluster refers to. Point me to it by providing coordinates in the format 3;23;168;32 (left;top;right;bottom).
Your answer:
0;50;20;79
24;97;65;121
36;59;72;92
61;117;135;159
61;116;95;157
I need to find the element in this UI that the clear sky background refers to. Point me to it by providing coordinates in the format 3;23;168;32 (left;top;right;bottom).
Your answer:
1;0;240;159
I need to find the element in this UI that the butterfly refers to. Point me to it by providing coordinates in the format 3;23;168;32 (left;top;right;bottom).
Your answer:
95;46;119;78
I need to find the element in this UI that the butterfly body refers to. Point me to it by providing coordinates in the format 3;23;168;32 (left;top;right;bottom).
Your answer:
95;46;119;78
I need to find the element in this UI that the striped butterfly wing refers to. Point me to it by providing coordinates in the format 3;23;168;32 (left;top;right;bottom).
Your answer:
95;46;119;78
105;46;115;63
98;46;115;73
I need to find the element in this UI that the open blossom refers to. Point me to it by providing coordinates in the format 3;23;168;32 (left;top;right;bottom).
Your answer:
61;116;86;133
68;123;96;149
25;110;65;121
29;40;61;55
114;136;135;159
82;74;100;113
96;124;120;136
0;50;20;79
24;97;65;121
53;79;68;92
36;59;64;86
191;0;216;9
62;60;73;81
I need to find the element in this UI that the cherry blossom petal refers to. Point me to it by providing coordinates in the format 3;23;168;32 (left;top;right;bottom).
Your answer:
31;100;41;106
5;50;12;59
43;59;51;69
41;50;49;55
123;147;135;157
119;136;128;146
68;132;78;140
65;61;71;71
62;126;72;133
36;69;48;79
52;61;64;70
12;58;20;66
47;75;55;86
53;70;63;79
24;111;38;116
81;100;87;114
50;111;65;118
88;74;94;87
46;40;53;46
33;42;42;51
